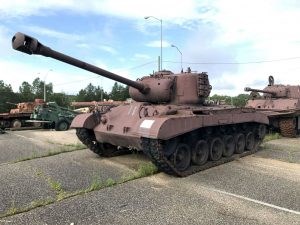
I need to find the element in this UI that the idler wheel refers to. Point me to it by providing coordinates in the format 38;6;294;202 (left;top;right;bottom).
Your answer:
172;143;191;172
245;132;255;150
235;133;245;154
210;137;224;161
223;135;235;157
192;140;209;165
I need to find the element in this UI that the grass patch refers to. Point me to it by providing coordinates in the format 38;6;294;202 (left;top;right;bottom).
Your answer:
5;207;17;216
30;198;53;208
121;162;158;182
47;178;63;193
0;198;55;218
136;162;158;177
263;133;281;142
85;177;103;192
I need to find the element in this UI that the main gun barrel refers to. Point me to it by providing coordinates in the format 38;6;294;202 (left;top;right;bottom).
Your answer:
12;32;148;94
244;87;275;95
6;102;17;105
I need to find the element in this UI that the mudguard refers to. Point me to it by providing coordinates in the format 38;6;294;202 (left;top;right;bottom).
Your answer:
70;113;100;129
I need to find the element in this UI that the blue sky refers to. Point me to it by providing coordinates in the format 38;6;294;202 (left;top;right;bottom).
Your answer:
1;0;300;96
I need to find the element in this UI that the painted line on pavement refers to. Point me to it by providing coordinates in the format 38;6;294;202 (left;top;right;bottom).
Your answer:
211;187;300;215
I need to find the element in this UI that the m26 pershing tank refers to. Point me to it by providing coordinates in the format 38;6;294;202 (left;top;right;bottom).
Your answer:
245;76;300;137
12;32;269;176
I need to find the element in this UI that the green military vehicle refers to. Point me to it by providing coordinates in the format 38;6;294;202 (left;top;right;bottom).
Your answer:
29;102;80;131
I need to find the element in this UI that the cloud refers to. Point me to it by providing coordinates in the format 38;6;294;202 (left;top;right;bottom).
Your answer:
25;26;83;41
146;40;170;48
133;53;151;60
96;45;117;55
0;0;210;24
1;0;300;97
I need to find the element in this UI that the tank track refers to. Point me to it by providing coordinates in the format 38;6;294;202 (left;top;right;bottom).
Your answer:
142;124;264;177
76;128;128;157
279;118;297;137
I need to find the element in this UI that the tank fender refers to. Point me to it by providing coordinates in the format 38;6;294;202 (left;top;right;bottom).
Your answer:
70;113;100;129
138;112;269;140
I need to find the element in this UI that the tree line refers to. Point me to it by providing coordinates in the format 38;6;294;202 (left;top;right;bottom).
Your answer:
0;77;129;112
0;77;249;113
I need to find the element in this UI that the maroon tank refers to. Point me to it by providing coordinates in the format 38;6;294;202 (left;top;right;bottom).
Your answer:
12;32;269;176
245;76;300;137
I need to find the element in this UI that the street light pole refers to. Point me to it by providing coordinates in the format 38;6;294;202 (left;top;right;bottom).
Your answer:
144;16;162;71
44;69;52;102
171;44;183;72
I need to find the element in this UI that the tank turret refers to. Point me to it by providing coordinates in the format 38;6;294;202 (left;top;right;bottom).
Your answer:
245;76;300;99
12;32;211;105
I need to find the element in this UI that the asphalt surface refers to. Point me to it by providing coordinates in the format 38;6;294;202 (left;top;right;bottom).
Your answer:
0;130;299;225
0;130;82;164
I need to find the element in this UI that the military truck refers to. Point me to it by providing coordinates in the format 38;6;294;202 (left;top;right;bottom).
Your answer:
29;102;80;131
0;99;44;130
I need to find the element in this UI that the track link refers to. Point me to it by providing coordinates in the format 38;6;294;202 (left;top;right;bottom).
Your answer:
76;128;104;155
279;118;297;137
76;128;128;157
142;126;263;177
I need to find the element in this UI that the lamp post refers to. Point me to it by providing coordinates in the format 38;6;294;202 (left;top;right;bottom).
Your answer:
171;44;183;72
44;69;52;102
144;16;162;71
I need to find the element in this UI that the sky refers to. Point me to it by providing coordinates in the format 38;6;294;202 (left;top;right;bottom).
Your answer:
1;0;300;97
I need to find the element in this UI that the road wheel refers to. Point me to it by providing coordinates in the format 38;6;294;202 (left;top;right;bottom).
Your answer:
172;143;191;172
210;137;224;161
192;140;209;165
235;133;245;153
55;119;69;131
12;119;22;128
245;132;255;150
223;135;235;157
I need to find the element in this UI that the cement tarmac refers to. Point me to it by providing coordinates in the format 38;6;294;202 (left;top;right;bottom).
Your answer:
0;130;299;225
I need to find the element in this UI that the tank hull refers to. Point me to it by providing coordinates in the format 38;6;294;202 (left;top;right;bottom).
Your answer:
246;99;300;137
91;102;268;149
73;102;268;176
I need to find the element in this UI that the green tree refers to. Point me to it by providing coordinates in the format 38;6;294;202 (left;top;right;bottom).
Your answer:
76;83;109;102
31;77;53;99
0;80;19;112
209;94;232;104
95;86;109;101
232;94;249;107
48;93;71;107
19;81;34;101
109;82;130;101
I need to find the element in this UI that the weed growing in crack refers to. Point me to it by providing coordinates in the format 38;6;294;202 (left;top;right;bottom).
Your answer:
263;133;281;142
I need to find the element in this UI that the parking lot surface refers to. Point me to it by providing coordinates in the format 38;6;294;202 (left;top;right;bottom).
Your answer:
0;130;299;224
